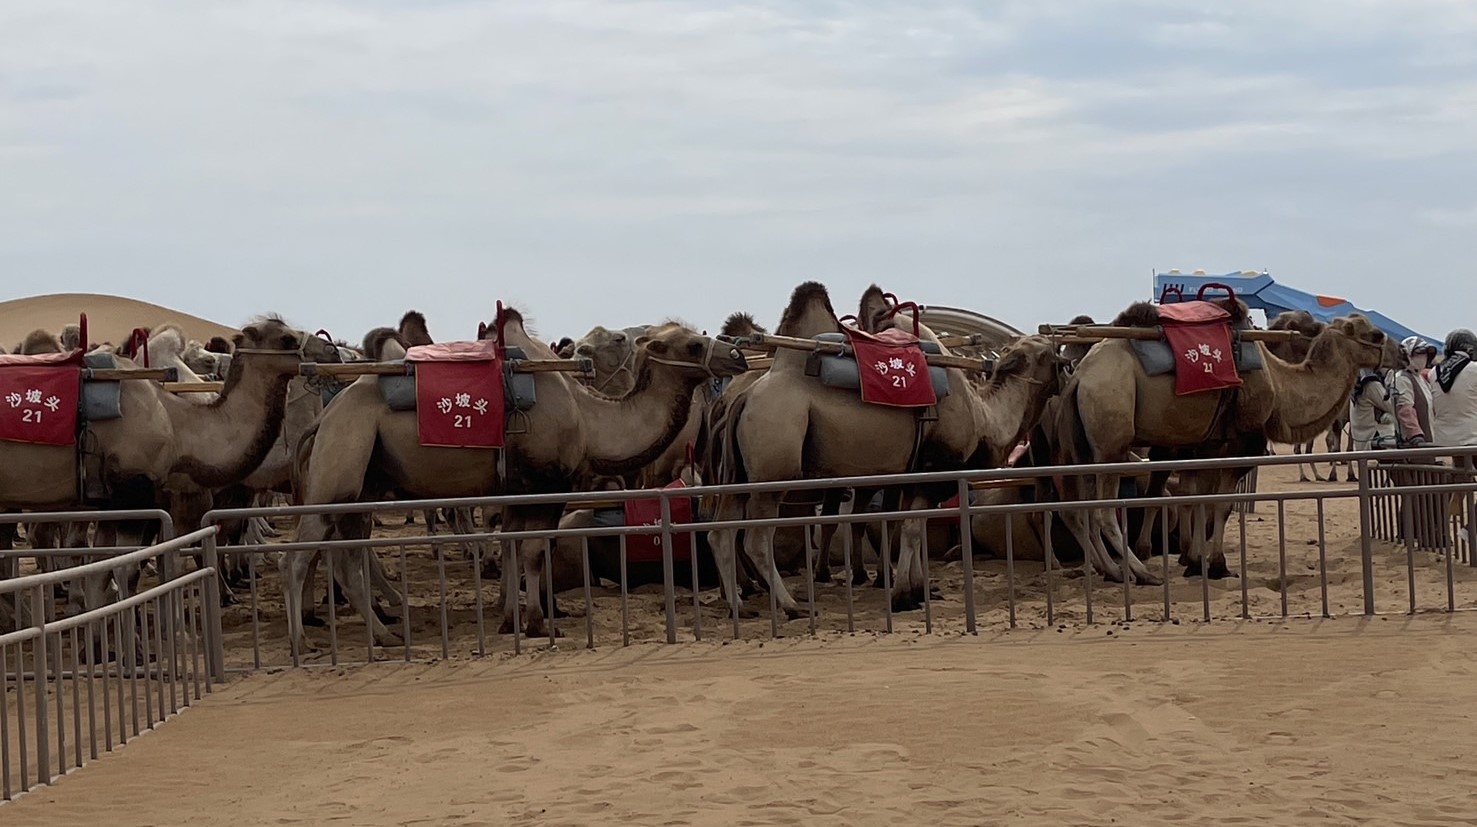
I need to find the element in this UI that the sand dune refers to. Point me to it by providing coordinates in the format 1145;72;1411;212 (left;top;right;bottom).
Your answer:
0;293;240;351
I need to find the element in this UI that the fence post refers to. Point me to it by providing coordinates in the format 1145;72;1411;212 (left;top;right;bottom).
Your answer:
659;495;677;645
200;529;226;683
1357;458;1375;615
31;584;50;786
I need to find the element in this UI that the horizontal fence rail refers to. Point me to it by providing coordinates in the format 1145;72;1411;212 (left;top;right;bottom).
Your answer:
172;445;1477;671
2;522;215;804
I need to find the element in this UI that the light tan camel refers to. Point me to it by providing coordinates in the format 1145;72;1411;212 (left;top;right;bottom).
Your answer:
286;314;747;652
1053;305;1387;584
1268;310;1352;482
721;283;1062;615
0;317;315;606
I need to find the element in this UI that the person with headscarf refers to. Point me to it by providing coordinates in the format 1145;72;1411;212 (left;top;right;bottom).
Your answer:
1430;328;1477;448
1393;336;1437;446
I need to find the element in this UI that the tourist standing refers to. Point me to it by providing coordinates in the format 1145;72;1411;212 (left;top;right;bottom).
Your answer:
1394;336;1437;447
1430;329;1477;450
1349;368;1396;451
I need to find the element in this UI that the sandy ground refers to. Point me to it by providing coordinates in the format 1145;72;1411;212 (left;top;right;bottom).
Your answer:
0;293;240;350
6;613;1477;826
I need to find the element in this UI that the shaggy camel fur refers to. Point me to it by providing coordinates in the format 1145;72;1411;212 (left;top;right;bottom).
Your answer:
1051;302;1387;584
286;314;746;653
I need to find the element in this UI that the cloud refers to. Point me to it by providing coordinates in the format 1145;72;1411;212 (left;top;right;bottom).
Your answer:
0;0;1474;341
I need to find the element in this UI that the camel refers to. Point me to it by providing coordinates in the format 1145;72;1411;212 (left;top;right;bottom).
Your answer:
1268;310;1352;482
563;325;648;395
1051;302;1388;584
285;314;747;653
0;316;316;608
716;283;1062;615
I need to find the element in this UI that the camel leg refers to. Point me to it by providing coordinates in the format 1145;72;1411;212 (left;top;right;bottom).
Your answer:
282;514;330;657
812;489;844;583
1063;508;1122;582
707;495;759;619
330;548;399;646
890;492;930;612
1133;469;1171;557
1095;474;1161;586
743;495;803;620
367;551;405;610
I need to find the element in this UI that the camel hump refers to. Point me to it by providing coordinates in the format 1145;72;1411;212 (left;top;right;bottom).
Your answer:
21;329;62;355
720;311;765;339
398;311;433;346
777;281;838;336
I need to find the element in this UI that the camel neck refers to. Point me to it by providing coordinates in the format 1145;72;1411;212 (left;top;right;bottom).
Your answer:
1264;332;1363;444
165;354;292;488
580;359;702;478
973;373;1045;466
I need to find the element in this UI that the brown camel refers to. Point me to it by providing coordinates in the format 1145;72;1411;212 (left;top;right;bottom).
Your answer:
1053;304;1387;583
285;314;747;652
722;283;1062;615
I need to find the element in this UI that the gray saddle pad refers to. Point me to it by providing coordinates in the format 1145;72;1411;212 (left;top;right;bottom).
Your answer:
81;351;123;421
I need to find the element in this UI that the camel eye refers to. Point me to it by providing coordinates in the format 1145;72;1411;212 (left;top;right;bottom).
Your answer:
687;342;703;356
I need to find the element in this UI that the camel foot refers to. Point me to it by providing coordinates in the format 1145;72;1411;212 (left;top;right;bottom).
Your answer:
941;544;962;563
302;612;326;628
850;569;872;587
1204;558;1233;580
814;565;834;583
480;560;502;580
497;618;514;635
525;621;563;639
372;605;400;626
890;591;924;613
736;605;760;619
551;600;573;620
782;605;805;621
1131;570;1164;587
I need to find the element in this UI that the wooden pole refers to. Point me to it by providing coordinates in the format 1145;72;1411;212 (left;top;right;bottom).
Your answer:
162;381;224;394
85;368;180;382
1037;324;1306;343
740;333;990;373
299;358;593;378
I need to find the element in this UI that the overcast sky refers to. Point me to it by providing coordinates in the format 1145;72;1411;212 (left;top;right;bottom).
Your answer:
2;1;1474;344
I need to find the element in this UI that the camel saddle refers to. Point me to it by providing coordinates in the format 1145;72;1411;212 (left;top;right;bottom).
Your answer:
1129;305;1262;389
808;332;950;401
379;344;538;415
619;479;698;564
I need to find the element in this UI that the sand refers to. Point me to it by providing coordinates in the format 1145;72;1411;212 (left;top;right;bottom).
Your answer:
0;293;240;350
5;613;1477;826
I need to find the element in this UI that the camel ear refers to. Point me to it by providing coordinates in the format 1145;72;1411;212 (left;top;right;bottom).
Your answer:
232;333;245;348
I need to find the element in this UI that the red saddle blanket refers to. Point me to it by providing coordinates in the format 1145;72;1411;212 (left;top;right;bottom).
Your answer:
843;327;937;407
405;341;505;448
0;351;82;446
1156;302;1241;395
623;479;696;564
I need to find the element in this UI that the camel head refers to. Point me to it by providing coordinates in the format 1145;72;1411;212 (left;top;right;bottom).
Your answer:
301;331;342;364
1326;313;1387;370
1062;314;1096;366
990;335;1067;396
1267;310;1325;363
633;324;748;380
571;325;638;373
231;317;309;362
